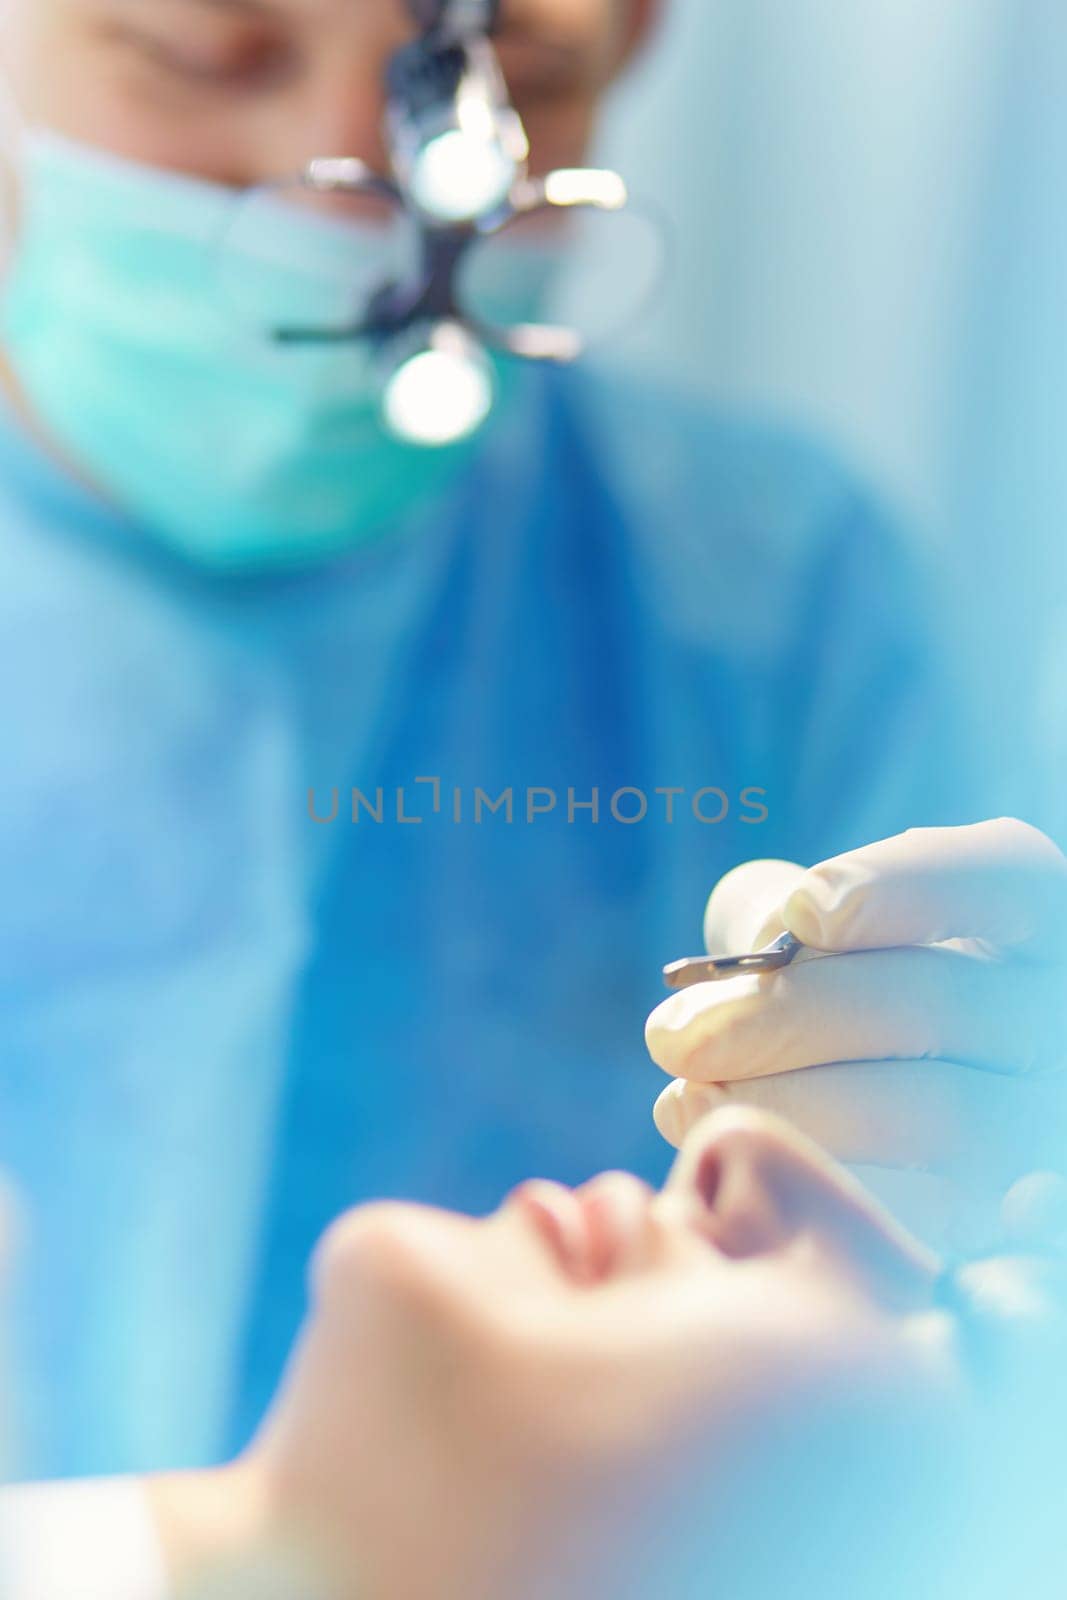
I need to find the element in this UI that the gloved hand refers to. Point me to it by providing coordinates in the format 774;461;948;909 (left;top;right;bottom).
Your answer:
646;820;1067;1245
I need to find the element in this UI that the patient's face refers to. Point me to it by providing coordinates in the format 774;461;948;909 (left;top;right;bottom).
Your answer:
6;0;636;185
262;1109;962;1597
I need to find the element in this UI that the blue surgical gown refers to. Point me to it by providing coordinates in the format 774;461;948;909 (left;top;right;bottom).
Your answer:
0;366;972;1477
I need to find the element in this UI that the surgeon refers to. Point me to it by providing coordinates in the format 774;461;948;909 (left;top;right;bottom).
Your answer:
0;0;1058;1480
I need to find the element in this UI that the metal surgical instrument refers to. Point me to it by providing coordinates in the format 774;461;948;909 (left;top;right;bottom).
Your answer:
662;931;803;991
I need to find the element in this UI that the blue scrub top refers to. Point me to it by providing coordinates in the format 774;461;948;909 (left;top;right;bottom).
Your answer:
0;366;972;1477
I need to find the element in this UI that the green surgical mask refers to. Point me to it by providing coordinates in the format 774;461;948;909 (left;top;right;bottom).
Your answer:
1;131;534;570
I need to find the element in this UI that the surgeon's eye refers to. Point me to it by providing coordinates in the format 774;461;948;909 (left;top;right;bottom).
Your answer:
104;22;301;95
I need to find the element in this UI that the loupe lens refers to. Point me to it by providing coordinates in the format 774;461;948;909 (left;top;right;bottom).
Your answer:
382;323;494;446
409;129;517;224
217;177;406;339
457;198;666;356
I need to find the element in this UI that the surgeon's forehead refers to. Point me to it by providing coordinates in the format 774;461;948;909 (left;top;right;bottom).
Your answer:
54;0;619;47
97;0;386;15
94;0;599;19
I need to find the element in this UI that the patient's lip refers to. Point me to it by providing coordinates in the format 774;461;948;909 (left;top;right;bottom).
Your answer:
570;1173;654;1280
510;1180;595;1281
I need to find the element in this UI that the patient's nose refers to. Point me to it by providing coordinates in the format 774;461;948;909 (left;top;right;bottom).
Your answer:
665;1107;941;1304
674;1110;796;1258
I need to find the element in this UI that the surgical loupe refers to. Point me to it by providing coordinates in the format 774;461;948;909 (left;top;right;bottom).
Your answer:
389;0;529;225
218;0;664;446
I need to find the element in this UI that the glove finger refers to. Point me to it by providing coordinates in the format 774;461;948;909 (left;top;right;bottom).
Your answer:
783;819;1067;956
654;1059;1067;1184
702;858;806;955
645;943;1059;1083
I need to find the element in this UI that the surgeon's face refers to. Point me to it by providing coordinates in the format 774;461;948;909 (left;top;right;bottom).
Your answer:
257;1109;966;1598
7;0;643;185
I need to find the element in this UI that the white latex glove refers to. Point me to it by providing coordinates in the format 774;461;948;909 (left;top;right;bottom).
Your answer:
646;820;1067;1245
